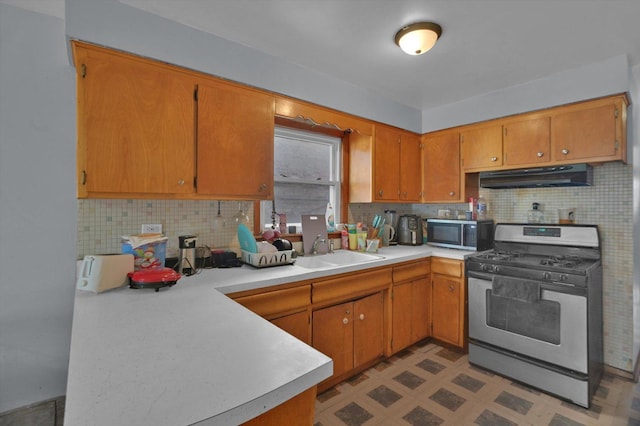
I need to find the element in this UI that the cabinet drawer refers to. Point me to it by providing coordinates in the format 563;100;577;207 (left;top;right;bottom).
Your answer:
233;285;310;317
312;269;392;305
431;258;463;278
392;260;430;283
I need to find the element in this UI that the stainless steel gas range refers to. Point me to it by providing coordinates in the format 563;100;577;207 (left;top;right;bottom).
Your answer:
466;223;603;408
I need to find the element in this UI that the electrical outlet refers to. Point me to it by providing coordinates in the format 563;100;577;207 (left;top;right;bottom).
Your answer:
141;224;162;234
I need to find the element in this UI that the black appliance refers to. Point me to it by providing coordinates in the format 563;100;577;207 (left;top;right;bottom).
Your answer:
479;164;593;189
397;214;423;246
466;223;603;408
427;219;493;251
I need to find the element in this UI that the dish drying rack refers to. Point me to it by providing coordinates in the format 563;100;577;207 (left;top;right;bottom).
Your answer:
241;250;296;268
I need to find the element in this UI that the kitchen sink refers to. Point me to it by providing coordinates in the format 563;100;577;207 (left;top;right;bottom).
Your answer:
295;250;384;270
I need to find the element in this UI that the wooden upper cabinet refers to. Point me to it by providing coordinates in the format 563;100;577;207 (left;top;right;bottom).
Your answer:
503;116;550;167
460;124;503;171
74;42;196;197
551;96;627;163
372;124;421;202
399;132;422;202
196;80;275;199
374;125;401;201
423;130;461;202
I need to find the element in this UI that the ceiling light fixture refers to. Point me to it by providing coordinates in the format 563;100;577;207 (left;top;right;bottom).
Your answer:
394;22;442;55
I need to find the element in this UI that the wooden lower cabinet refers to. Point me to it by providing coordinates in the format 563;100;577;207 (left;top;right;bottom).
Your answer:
230;285;311;344
241;386;316;426
430;258;466;348
271;310;311;345
390;260;431;354
312;292;384;389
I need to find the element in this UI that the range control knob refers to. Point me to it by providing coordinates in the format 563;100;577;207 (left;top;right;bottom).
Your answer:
559;274;568;282
543;271;551;280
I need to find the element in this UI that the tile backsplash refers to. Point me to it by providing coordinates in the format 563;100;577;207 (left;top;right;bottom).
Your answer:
77;162;633;372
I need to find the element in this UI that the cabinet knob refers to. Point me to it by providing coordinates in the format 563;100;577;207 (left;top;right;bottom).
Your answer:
561;149;569;155
537;152;544;158
258;183;267;192
345;309;350;315
343;317;349;325
177;179;185;185
449;191;455;197
378;190;383;196
490;156;498;162
359;313;365;321
449;285;455;292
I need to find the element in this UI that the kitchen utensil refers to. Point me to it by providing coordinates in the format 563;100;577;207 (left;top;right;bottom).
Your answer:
178;235;197;276
301;214;328;255
128;267;181;292
272;238;293;251
237;223;258;253
76;254;134;293
213;201;224;230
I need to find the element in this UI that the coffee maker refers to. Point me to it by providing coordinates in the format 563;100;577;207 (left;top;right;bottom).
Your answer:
178;235;197;276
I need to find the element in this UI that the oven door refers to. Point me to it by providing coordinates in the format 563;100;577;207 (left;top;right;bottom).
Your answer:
468;274;588;373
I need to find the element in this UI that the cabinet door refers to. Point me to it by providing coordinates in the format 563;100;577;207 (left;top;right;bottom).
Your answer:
197;80;275;199
461;124;503;170
271;311;311;345
374;125;400;201
75;43;195;196
399;132;422;202
312;301;354;379
353;293;384;367
391;281;413;353
411;277;431;343
423;131;461;202
551;101;622;163
431;275;461;347
503;116;550;166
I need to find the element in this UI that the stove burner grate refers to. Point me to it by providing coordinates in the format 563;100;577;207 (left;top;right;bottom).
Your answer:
539;255;582;268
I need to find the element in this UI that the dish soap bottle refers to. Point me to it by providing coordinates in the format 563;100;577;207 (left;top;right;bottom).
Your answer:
325;202;335;231
527;202;544;223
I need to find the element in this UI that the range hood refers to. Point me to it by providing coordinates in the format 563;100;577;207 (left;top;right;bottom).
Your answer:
479;164;593;189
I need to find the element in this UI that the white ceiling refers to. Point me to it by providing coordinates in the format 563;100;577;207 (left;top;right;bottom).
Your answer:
7;0;640;111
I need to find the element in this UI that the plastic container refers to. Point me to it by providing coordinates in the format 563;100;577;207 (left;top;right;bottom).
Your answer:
122;235;168;271
528;202;545;223
477;196;487;220
325;203;335;231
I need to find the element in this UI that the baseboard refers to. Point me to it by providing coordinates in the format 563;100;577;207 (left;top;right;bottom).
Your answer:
0;395;65;426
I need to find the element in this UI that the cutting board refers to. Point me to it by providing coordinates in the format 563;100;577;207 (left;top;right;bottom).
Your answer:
76;254;134;293
301;214;329;255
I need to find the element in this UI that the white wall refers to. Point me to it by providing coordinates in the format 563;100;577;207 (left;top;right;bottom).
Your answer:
421;55;630;133
0;5;77;412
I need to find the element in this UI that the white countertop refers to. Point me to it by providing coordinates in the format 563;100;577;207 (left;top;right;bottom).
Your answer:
64;245;475;426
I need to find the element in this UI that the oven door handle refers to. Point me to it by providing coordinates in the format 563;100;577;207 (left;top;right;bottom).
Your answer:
467;270;494;281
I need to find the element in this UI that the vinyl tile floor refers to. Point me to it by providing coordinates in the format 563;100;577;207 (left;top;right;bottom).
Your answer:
314;341;639;426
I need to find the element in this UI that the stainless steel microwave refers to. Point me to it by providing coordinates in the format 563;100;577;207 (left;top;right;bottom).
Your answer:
426;219;494;251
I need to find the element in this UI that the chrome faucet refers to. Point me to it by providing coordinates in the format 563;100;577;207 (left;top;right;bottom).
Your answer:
312;234;328;255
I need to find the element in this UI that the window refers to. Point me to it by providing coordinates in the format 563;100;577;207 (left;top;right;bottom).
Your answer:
260;126;341;231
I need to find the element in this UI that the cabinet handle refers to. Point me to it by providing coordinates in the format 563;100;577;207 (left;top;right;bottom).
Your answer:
561;149;569;155
177;179;185;185
537;152;544;158
81;170;87;185
378;190;383;196
490;156;498;162
448;285;455;292
258;183;267;192
449;191;455;197
359;313;365;321
343;317;349;325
